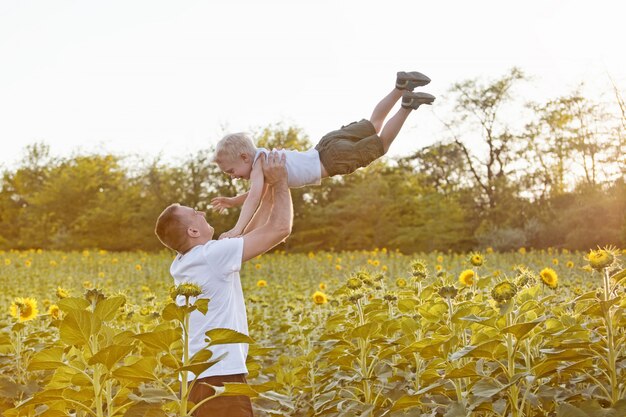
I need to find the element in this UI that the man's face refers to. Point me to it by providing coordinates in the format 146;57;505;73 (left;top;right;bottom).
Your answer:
217;155;253;180
177;206;214;239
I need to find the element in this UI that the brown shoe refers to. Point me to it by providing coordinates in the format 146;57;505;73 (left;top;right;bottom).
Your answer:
401;91;435;109
396;71;431;90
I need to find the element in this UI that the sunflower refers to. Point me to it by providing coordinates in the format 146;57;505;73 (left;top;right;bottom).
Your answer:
56;287;70;299
436;255;444;263
319;282;327;291
256;280;267;288
312;291;328;305
539;268;558;289
491;281;518;303
469;253;484;267
396;278;407;288
566;261;574;268
48;304;61;320
587;247;617;271
458;269;475;286
10;297;39;322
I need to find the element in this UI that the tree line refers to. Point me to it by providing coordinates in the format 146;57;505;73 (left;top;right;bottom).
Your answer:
1;68;624;253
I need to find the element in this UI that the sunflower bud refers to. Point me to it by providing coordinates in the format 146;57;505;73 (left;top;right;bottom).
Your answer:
438;285;458;300
174;283;202;298
587;248;616;271
491;281;518;303
347;277;362;290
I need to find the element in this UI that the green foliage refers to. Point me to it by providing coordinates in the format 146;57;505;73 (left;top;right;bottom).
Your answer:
1;69;625;251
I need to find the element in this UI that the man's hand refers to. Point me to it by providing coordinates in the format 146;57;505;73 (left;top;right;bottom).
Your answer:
219;228;243;240
210;196;236;214
262;151;287;185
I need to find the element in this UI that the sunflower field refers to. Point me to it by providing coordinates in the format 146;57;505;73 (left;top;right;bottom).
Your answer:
1;247;626;417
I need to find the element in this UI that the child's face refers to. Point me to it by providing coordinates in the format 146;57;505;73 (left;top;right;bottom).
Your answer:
218;155;253;180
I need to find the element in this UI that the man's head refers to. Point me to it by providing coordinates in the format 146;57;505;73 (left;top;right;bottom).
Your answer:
155;204;214;252
213;132;256;180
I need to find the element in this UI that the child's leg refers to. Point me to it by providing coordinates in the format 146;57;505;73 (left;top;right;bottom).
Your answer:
379;92;436;153
369;89;403;133
370;71;431;133
378;107;412;154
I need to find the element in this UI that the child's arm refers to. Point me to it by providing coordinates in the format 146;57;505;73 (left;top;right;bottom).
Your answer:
210;192;249;214
219;156;265;239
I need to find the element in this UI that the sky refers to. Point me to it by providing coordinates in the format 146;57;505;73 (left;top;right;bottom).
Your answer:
0;0;624;170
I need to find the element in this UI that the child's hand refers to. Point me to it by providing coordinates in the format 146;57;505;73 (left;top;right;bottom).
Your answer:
211;196;236;214
219;228;243;240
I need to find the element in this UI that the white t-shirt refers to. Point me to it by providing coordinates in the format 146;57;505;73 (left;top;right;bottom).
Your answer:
170;238;248;379
254;147;322;188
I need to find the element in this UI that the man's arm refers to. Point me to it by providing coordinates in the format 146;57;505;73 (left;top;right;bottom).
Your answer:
220;160;265;239
242;152;292;262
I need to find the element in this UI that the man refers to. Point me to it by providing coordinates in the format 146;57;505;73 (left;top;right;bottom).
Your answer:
154;152;292;416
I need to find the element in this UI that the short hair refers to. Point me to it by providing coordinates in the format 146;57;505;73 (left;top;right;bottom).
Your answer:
155;204;188;252
214;132;256;163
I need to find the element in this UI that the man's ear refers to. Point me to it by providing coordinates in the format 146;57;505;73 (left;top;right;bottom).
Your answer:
187;227;200;238
241;153;251;163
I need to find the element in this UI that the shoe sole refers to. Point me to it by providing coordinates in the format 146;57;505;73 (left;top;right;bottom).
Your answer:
396;71;431;89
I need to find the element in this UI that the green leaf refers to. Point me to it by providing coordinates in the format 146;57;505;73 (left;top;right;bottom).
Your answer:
0;376;20;398
94;296;126;321
12;323;26;332
611;268;626;285
57;297;90;312
207;382;259;397
444;402;469;417
134;328;181;351
189;348;213;364
194;298;210;315
60;310;101;346
27;347;65;371
350;322;380;340
113;357;157;382
556;403;590;417
128;387;178;404
161;303;186;322
88;344;134;370
123;403;168;417
501;319;542;341
450;340;502;361
390;395;421;411
397;298;418;313
459;314;495;327
445;362;479;379
179;353;227;376
205;328;254;346
471;378;504;398
581;298;621;317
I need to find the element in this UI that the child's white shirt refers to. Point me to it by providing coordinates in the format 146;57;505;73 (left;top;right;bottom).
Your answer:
254;147;322;188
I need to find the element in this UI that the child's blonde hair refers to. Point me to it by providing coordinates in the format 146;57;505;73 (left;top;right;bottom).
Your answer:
214;132;256;163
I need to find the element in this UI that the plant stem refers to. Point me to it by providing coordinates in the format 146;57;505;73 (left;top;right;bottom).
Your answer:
602;268;618;404
180;306;191;416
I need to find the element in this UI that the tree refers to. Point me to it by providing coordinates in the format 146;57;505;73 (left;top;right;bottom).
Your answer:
441;68;527;226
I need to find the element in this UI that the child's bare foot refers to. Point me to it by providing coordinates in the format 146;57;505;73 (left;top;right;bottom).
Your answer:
396;71;431;90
